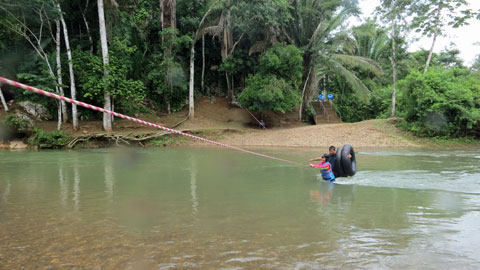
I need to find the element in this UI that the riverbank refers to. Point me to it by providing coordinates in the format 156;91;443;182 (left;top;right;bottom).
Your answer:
0;117;421;149
1;97;478;149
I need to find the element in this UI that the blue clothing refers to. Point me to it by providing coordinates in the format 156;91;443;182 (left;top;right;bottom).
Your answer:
312;161;335;181
321;166;335;181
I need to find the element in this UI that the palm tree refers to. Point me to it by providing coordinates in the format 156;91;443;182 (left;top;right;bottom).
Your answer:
203;2;238;101
286;0;381;120
348;20;390;61
187;0;222;118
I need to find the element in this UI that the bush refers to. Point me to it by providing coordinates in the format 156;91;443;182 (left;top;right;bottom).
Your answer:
28;129;70;149
3;114;33;133
257;43;304;88
73;38;147;116
238;74;301;112
399;67;480;137
238;44;304;113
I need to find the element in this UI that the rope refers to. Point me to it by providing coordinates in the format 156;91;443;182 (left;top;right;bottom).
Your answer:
0;77;307;167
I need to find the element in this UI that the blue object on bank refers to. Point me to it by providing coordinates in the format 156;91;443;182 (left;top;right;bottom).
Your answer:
327;94;334;100
318;94;325;101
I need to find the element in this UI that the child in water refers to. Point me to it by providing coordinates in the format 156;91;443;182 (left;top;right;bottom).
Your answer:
310;154;335;181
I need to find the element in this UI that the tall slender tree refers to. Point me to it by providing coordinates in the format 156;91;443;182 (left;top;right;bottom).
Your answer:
377;0;412;117
188;0;222;119
410;0;475;73
55;18;68;126
55;0;79;130
97;0;112;131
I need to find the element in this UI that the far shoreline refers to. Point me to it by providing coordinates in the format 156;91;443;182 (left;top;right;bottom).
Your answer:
2;118;479;150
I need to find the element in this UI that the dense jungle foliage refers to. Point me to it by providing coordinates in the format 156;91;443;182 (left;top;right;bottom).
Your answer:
1;0;479;138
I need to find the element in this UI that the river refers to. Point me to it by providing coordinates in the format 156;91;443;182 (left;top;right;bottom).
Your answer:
0;147;479;269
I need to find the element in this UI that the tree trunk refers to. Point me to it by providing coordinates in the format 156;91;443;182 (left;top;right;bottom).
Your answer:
424;30;438;73
55;19;68;124
424;5;441;73
225;72;231;100
57;2;79;130
97;0;112;132
0;87;8;112
188;43;195;119
160;0;177;114
55;33;63;131
201;34;205;94
299;67;312;121
186;0;221;118
221;11;233;101
391;21;398;117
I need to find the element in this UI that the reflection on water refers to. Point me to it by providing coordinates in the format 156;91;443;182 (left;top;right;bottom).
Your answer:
73;161;80;212
105;154;114;201
190;155;199;217
0;147;479;269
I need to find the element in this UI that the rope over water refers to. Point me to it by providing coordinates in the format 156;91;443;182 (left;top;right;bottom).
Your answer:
0;77;307;167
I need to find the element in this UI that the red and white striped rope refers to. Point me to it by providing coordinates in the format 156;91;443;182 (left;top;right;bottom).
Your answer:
0;77;306;167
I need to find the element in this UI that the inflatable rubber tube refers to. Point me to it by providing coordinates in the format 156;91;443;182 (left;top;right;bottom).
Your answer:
335;146;347;177
341;144;356;177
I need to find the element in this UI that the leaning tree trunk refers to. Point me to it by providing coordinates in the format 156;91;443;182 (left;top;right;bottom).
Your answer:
306;70;319;109
424;5;441;73
0;86;8;112
97;0;112;132
80;0;94;54
424;29;438;73
299;67;312;121
57;1;79;130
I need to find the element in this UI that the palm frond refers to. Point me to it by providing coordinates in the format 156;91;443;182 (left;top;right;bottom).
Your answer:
317;55;371;102
317;8;351;40
332;54;383;75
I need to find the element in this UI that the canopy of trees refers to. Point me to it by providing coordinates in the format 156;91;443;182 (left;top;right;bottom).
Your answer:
1;0;479;138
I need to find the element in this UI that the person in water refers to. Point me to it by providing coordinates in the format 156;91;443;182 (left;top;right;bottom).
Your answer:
310;146;351;177
310;154;335;181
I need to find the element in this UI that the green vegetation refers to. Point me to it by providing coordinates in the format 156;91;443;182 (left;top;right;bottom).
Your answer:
0;0;479;142
3;114;33;134
399;67;480;137
239;44;303;112
27;129;70;149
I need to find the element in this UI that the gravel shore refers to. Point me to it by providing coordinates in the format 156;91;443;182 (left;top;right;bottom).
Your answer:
218;119;419;148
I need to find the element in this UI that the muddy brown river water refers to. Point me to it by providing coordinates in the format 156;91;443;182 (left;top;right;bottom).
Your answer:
1;147;479;269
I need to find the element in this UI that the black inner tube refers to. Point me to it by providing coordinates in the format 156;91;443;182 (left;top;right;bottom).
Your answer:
341;144;356;177
335;146;346;177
